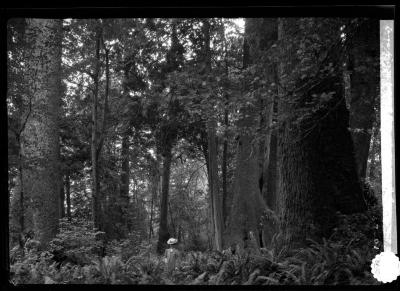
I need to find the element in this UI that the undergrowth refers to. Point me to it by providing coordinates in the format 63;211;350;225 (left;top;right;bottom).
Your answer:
9;209;382;285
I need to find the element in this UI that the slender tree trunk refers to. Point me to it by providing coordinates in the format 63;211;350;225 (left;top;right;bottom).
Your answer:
156;19;181;254
16;136;25;249
222;23;230;225
120;132;130;200
148;187;154;242
222;109;228;224
120;63;131;204
22;19;62;248
208;118;223;251
157;144;172;254
347;19;380;181
65;172;71;221
148;155;160;242
119;60;131;235
60;177;65;218
202;19;224;251
91;23;102;230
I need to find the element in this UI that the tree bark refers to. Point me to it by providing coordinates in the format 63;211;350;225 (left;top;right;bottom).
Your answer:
22;19;62;248
208;118;223;251
347;19;380;181
65;172;71;221
157;143;172;254
120;64;131;203
148;155;160;242
226;19;264;248
120;131;130;199
60;178;65;218
222;109;228;224
91;23;102;231
202;19;224;251
156;19;182;254
277;18;367;250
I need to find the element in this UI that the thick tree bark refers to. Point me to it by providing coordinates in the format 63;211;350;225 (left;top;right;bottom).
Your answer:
226;19;262;248
277;18;367;250
22;19;62;248
347;19;380;181
226;18;278;249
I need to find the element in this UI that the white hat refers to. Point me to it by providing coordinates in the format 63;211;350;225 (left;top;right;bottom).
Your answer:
167;238;178;245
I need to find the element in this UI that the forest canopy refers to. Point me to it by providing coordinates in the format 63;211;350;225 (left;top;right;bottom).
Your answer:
7;17;383;285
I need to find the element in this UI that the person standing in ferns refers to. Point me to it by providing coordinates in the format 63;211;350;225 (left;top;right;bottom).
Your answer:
165;238;180;273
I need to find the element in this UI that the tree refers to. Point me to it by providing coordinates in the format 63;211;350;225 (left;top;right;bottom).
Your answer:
347;18;380;181
156;19;184;254
90;20;110;231
225;18;274;249
201;19;224;251
277;18;367;250
21;19;63;248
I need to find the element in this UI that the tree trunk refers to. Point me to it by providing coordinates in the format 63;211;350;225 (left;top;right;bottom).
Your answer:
208;118;223;251
156;19;182;254
91;23;102;231
60;178;65;218
65;172;71;221
277;18;367;250
120;63;131;204
202;19;224;251
149;155;160;242
120;131;130;202
347;19;380;181
148;187;154;242
226;18;278;248
21;19;62;248
222;109;229;224
157;144;172;254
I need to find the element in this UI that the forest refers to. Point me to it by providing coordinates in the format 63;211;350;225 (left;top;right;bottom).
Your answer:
7;17;383;285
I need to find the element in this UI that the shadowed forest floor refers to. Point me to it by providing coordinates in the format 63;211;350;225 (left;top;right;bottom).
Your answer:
10;204;383;285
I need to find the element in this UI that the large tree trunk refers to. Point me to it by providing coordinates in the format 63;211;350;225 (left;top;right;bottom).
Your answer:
347;19;380;181
226;19;266;248
21;19;62;248
277;18;367;250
